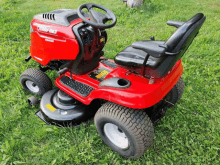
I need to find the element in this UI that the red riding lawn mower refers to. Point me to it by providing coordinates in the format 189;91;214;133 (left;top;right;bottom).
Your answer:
20;3;206;158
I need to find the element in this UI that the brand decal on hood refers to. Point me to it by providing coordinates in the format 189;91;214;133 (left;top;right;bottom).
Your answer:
33;23;57;34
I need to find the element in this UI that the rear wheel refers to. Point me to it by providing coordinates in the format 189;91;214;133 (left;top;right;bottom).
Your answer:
166;77;185;107
150;77;185;123
20;68;52;96
94;102;154;159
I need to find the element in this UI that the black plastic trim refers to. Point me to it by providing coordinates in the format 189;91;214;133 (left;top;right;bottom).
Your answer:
99;77;131;89
71;23;85;74
25;55;32;62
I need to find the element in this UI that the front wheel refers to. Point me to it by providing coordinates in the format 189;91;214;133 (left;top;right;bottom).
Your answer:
20;68;52;96
94;102;154;159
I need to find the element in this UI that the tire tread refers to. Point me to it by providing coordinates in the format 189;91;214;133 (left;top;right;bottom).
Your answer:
95;102;154;158
20;68;52;96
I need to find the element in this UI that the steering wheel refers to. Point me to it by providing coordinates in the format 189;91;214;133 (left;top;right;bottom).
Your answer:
77;3;117;29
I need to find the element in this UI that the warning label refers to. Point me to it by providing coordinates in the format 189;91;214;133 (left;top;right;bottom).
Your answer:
88;67;111;82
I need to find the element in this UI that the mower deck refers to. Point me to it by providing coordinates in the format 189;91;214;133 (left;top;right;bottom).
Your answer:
37;88;93;126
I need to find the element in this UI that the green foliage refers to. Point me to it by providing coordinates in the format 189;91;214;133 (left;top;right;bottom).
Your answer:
0;0;219;164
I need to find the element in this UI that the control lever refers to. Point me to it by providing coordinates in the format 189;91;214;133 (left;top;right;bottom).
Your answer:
57;67;68;75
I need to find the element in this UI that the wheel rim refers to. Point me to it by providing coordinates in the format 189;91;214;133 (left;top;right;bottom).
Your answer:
25;80;39;93
104;123;129;149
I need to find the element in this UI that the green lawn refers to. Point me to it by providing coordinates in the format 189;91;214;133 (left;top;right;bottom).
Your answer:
0;0;220;164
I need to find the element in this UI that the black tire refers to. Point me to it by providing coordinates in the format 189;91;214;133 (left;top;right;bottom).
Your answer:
94;102;154;159
166;77;185;107
20;68;52;96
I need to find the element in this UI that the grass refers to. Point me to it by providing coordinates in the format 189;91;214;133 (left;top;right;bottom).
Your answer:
0;0;220;164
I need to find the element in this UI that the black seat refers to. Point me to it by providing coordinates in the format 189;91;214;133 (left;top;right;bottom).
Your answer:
114;13;206;78
115;41;165;68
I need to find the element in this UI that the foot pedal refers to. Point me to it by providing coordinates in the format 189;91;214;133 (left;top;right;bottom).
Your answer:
59;76;94;97
101;59;117;69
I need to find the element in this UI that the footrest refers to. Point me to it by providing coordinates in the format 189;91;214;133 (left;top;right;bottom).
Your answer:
59;76;94;97
101;59;117;69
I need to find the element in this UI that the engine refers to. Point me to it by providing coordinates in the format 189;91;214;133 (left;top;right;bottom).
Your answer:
30;9;107;73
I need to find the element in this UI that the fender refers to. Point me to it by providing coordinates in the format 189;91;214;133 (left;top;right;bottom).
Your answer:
55;60;183;109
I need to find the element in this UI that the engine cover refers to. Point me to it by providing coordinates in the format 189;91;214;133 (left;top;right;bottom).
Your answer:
33;9;89;27
30;9;90;65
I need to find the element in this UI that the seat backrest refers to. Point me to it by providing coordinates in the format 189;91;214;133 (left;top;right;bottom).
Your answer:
165;13;206;53
152;13;206;78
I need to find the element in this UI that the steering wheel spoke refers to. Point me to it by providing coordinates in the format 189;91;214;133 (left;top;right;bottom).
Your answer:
106;13;112;19
88;8;106;24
